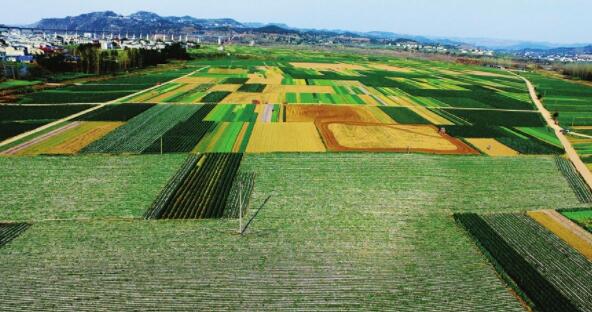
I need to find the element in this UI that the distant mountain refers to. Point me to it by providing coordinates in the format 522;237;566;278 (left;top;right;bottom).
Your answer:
30;11;244;33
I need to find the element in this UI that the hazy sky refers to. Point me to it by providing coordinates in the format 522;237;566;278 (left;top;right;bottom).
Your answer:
1;0;590;43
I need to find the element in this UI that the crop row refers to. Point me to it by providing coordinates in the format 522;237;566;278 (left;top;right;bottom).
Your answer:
143;105;216;154
75;103;155;121
223;171;256;218
555;157;592;203
456;213;592;312
0;223;30;248
82;105;200;154
147;153;243;219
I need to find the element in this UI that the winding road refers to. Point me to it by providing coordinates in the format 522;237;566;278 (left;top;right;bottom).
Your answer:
514;71;592;189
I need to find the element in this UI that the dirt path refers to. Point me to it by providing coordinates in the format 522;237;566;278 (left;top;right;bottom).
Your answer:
513;71;592;190
0;68;204;149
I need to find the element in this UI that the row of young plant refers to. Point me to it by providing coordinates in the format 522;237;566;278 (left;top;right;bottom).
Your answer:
223;172;256;219
455;213;592;312
0;223;31;248
555;157;592;203
145;153;243;219
82;105;200;154
143;105;216;154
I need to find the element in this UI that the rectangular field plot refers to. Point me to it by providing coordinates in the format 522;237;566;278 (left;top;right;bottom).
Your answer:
82;105;201;154
0;155;186;221
0;104;96;143
456;213;592;311
0;153;584;310
145;153;243;219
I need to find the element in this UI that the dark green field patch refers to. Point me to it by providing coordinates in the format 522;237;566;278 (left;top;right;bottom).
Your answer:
201;91;231;103
379;107;430;124
237;84;266;93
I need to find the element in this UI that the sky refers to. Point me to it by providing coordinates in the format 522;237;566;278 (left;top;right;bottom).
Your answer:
1;0;591;44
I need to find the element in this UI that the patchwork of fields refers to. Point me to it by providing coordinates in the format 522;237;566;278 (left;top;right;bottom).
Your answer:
1;47;592;310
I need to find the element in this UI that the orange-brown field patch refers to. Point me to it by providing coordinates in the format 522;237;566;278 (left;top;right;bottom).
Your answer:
246;122;326;153
465;138;519;156
318;122;478;154
15;122;123;155
286;105;393;124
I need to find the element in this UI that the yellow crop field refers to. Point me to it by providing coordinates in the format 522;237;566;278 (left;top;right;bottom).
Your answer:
220;92;282;105
209;84;241;92
528;210;592;260
246;122;326;153
149;84;197;103
319;122;477;154
208;68;248;75
465;138;519;156
246;67;284;85
264;85;334;94
328;124;458;150
176;77;217;84
16;122;123;155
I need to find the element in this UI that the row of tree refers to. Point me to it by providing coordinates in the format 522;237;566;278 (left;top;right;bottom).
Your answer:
558;63;592;81
1;43;190;81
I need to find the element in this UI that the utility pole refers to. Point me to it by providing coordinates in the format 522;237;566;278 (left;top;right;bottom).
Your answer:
239;181;243;235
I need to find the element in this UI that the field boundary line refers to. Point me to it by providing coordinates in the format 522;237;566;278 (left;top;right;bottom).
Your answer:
511;70;592;190
0;67;206;149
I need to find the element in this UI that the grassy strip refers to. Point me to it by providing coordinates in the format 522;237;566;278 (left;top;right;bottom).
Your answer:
150;153;243;219
224;171;256;218
378;107;431;124
0;223;31;248
555;157;592;203
143;105;216;154
454;213;578;312
75;104;155;121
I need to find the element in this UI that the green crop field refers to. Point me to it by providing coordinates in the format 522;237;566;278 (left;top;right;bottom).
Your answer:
0;153;585;310
1;46;592;310
0;155;185;221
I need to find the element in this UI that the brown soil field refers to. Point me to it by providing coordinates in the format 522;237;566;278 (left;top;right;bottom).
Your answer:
318;121;478;154
286;105;393;124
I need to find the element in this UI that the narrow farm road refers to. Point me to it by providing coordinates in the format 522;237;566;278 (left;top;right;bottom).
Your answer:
0;67;206;149
514;71;592;189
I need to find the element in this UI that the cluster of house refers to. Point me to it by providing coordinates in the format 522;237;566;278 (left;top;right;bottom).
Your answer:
0;29;200;63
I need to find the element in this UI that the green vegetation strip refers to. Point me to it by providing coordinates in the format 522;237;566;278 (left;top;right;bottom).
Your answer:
0;153;584;310
143;105;216;154
0;155;186;221
75;103;156;121
0;223;31;248
559;208;592;233
146;153;243;219
454;213;585;312
82;105;200;154
555;157;592;203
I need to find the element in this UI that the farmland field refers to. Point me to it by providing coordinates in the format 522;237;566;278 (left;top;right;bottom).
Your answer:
1;46;592;310
0;155;185;221
0;153;586;310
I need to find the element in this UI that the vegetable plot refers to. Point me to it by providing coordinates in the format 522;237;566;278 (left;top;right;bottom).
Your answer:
145;153;243;219
0;223;31;248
